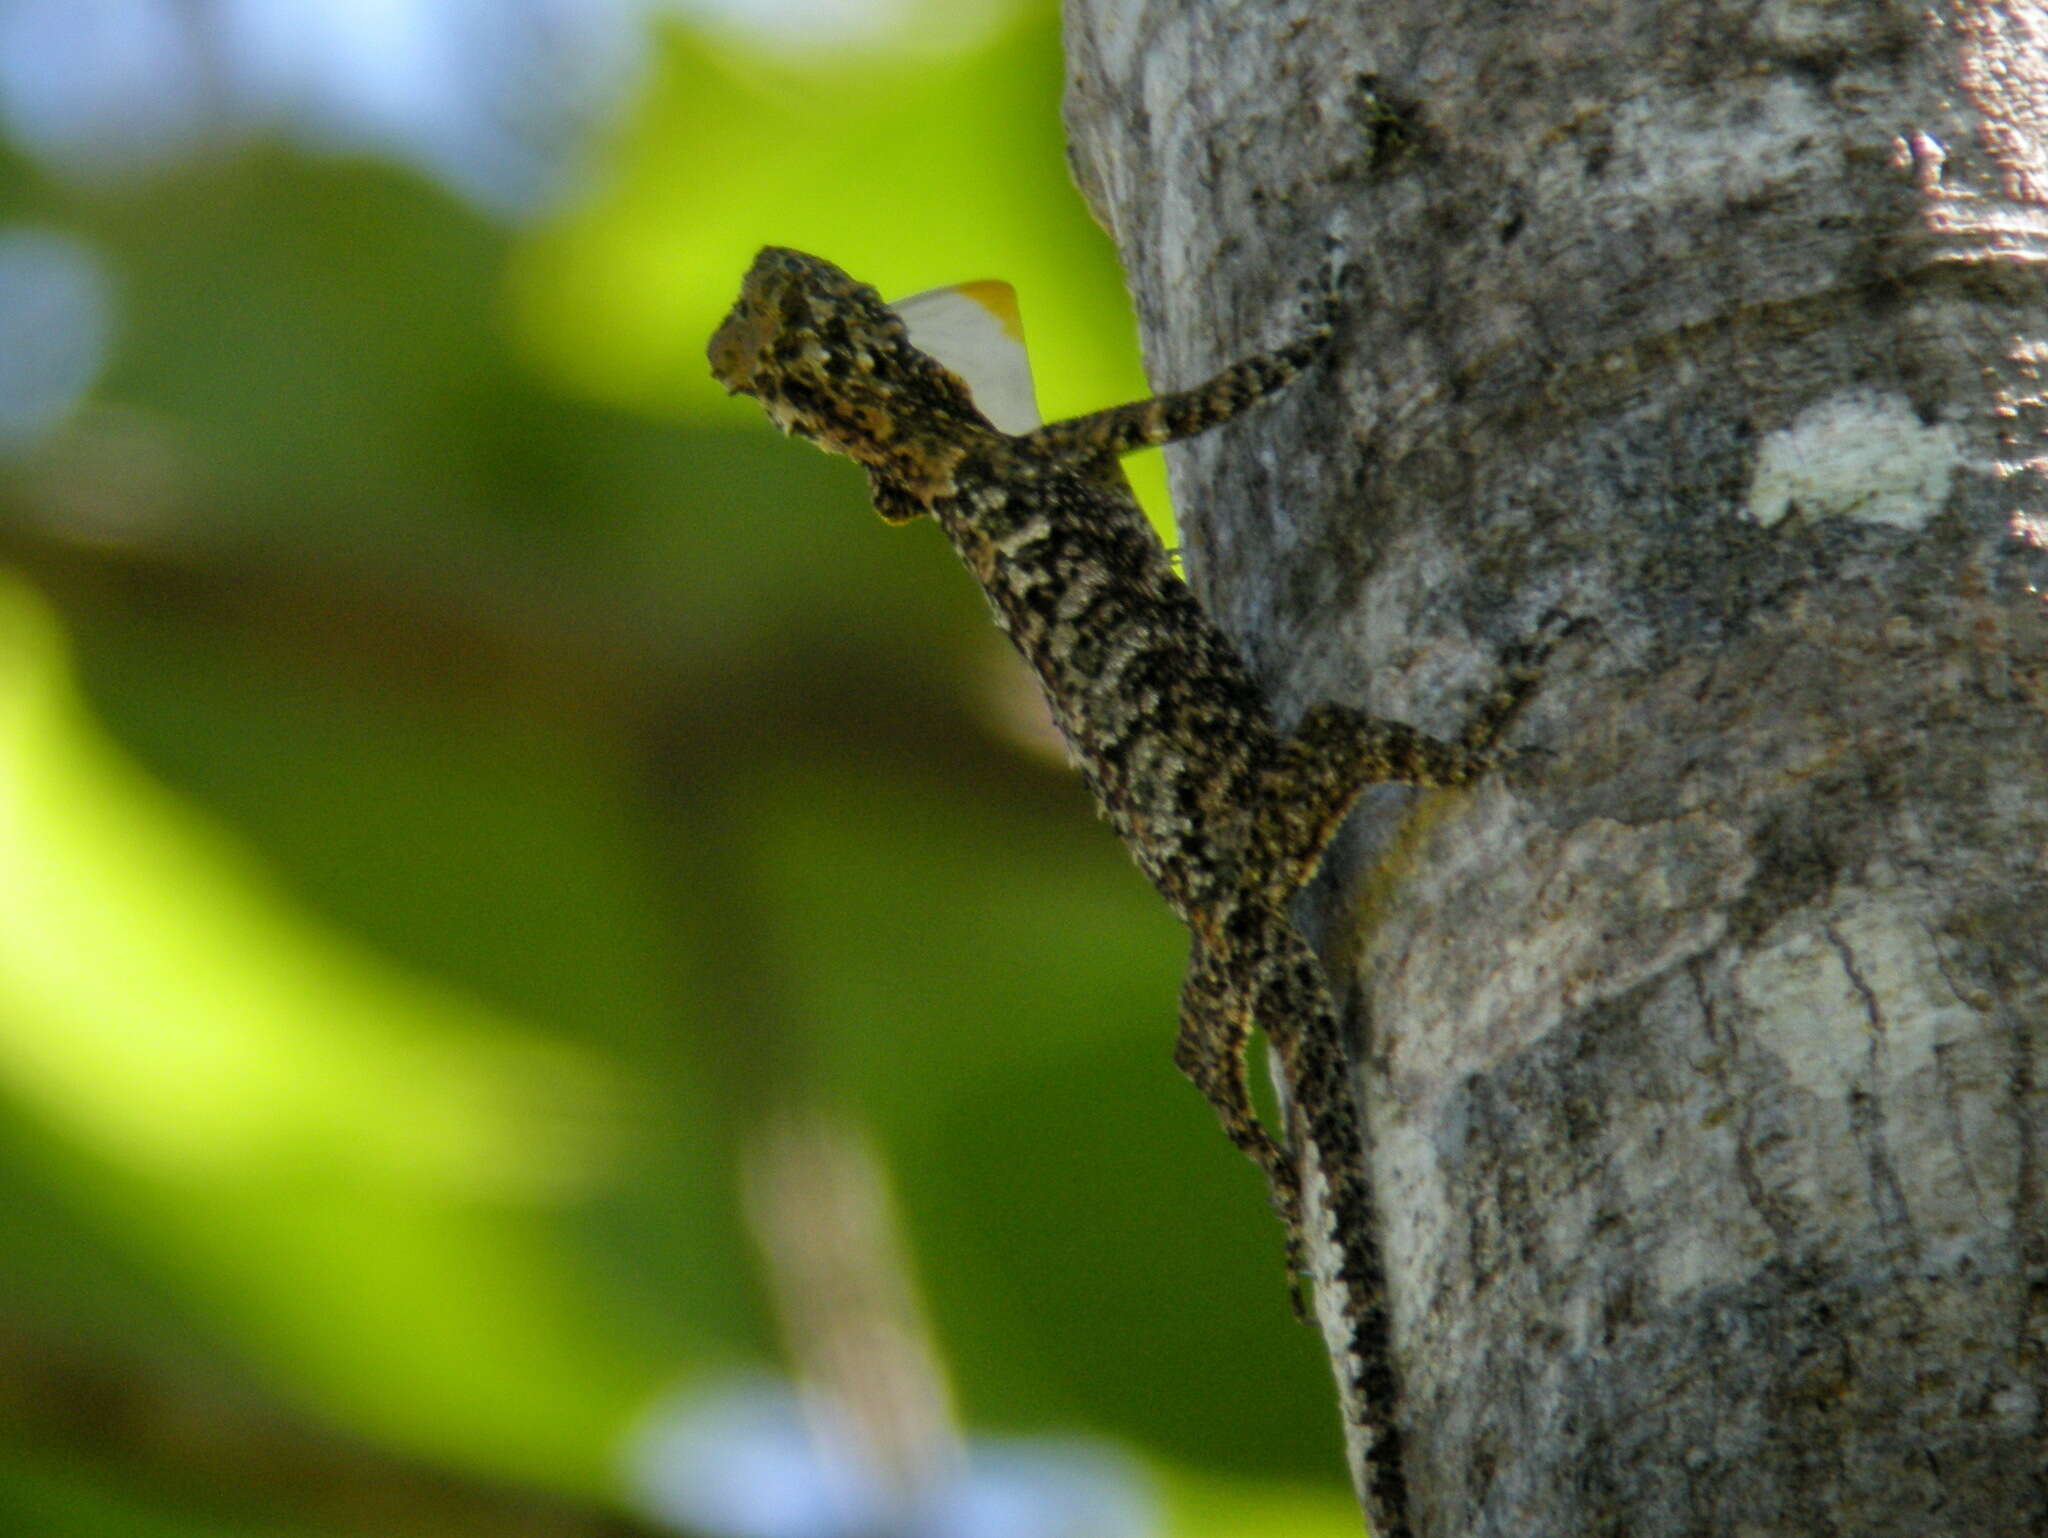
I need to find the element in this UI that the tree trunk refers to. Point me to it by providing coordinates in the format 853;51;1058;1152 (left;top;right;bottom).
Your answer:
1062;3;2048;1534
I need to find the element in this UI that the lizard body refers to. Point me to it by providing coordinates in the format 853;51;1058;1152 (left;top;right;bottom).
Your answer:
710;247;1550;1535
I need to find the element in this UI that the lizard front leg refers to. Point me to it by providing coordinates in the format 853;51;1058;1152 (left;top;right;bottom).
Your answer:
1020;299;1336;465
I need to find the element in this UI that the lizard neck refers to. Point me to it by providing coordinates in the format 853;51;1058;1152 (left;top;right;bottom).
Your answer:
862;424;995;507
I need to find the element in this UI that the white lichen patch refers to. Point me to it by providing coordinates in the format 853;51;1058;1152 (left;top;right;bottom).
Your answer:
1746;390;1960;529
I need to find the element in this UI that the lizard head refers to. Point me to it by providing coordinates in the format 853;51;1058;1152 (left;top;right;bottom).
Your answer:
708;247;988;470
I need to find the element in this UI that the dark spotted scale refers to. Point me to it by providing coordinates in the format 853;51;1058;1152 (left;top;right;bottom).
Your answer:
710;247;1557;1538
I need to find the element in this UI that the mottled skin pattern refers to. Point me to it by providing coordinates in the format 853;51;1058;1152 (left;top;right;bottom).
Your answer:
711;247;1551;1537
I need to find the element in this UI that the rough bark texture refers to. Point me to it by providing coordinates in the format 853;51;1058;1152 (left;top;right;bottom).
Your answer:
1063;2;2048;1534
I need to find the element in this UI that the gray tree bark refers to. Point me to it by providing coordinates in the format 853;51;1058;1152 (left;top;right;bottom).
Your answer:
1062;2;2048;1534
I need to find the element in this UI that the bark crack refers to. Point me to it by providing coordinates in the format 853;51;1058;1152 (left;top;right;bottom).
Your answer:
1988;951;2048;1522
1921;922;1992;1223
1823;922;1924;1282
1691;959;1798;1247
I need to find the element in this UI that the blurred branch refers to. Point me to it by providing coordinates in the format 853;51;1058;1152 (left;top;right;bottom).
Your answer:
0;1314;664;1537
745;1108;961;1496
0;479;1084;816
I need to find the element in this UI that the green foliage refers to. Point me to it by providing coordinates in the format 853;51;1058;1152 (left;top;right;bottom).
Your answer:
0;5;1344;1531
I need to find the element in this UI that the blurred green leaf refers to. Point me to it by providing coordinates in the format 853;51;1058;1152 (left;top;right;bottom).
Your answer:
0;574;667;1488
0;1449;313;1538
1163;1469;1366;1538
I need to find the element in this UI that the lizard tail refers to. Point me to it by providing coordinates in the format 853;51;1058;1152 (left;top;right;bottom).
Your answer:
1239;918;1417;1538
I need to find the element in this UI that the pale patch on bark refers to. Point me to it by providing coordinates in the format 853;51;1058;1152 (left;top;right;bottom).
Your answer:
1735;900;1962;1099
1379;810;1751;1073
1733;885;2017;1265
1541;78;1832;217
1745;391;1961;529
1086;0;1148;80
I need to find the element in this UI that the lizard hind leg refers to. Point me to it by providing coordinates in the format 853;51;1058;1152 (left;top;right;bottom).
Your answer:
1252;618;1577;907
1176;937;1304;1242
1251;703;1488;908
